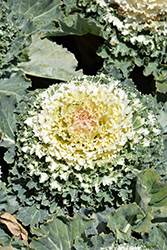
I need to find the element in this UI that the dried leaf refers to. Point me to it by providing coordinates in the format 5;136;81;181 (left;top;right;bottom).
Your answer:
0;212;28;244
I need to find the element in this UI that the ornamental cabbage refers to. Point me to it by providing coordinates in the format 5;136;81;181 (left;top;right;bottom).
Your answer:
101;0;167;21
15;74;164;209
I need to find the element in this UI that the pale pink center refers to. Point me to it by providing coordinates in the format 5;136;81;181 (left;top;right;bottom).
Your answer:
71;106;99;136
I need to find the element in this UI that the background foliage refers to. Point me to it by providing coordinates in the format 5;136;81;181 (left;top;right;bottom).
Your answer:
1;0;167;249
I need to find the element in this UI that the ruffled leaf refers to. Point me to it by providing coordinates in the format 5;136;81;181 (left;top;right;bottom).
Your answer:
43;12;103;37
16;205;49;227
0;182;9;213
0;72;31;163
156;74;167;94
0;72;31;101
106;203;153;241
30;213;94;250
136;170;167;221
0;93;17;149
16;33;83;81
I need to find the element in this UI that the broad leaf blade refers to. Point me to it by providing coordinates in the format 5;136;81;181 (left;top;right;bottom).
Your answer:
30;213;94;250
106;203;152;241
43;13;104;37
16;206;48;227
0;72;31;162
0;182;9;212
17;33;83;81
7;0;63;33
0;93;17;148
136;170;167;209
0;72;31;101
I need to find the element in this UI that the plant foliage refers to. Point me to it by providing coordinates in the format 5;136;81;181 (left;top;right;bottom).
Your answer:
1;0;167;249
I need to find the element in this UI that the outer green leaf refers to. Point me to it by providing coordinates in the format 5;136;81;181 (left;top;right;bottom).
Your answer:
136;170;167;211
74;233;115;250
158;102;167;132
106;203;152;241
0;72;31;101
142;224;167;250
0;227;11;247
17;33;83;81
0;182;9;212
43;12;103;37
0;93;17;148
30;213;94;250
155;70;167;93
0;72;31;163
156;80;167;94
16;206;48;227
7;0;63;34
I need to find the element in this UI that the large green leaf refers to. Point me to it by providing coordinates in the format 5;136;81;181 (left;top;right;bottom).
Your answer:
16;33;83;81
0;227;11;248
106;203;153;241
30;213;94;250
0;182;9;212
16;205;48;227
0;72;31;101
0;93;17;149
7;0;64;34
158;102;167;132
136;170;167;212
43;12;104;37
0;72;31;163
142;224;167;250
1;0;64;74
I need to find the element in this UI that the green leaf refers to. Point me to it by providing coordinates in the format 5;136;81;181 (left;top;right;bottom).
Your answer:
44;13;103;37
158;102;167;132
0;182;9;213
0;227;11;247
106;203;152;241
136;170;167;211
16;206;48;227
0;72;31;102
0;246;14;250
0;71;31;159
89;234;115;250
0;93;17;148
30;213;94;250
7;0;63;34
142;224;167;249
16;33;83;81
156;80;167;94
155;74;167;93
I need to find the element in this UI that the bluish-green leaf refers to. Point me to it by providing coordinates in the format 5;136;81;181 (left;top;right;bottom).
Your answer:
30;213;94;250
0;182;9;213
17;33;83;81
106;203;152;241
136;170;167;210
0;93;17;148
16;205;48;227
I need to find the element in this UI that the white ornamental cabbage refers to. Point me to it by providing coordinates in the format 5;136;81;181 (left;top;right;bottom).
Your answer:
17;74;163;200
25;77;135;169
96;0;167;35
101;0;167;21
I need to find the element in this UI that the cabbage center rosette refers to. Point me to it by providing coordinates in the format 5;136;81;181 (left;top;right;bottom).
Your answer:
25;78;135;170
16;74;163;207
